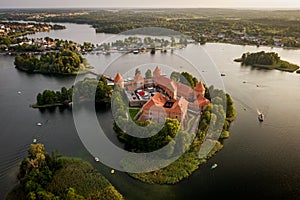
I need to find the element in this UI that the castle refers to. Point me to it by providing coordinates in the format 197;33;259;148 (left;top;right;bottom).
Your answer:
114;66;210;125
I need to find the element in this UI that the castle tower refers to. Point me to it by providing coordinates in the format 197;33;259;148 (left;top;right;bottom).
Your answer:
153;66;162;78
194;82;205;97
114;73;124;88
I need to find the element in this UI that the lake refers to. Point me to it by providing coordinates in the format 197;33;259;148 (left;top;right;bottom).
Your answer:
0;22;299;199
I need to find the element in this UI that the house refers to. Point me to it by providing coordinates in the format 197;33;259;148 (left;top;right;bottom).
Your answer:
140;92;189;124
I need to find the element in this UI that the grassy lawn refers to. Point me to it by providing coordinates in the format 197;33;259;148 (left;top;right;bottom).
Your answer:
128;108;140;120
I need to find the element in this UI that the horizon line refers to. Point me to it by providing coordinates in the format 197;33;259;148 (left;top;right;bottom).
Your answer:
0;6;300;10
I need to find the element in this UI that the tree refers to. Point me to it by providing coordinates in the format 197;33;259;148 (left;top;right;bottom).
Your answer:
170;71;181;81
135;68;141;75
37;93;44;105
171;36;175;47
3;37;11;47
145;69;152;79
61;87;68;102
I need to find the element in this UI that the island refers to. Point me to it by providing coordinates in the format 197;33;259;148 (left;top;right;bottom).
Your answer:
14;49;91;75
112;67;236;184
32;76;112;108
6;143;124;200
234;51;299;72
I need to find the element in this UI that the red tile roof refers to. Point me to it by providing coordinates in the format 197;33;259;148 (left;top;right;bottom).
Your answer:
114;73;123;83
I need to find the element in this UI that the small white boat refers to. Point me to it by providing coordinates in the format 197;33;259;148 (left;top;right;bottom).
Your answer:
111;169;115;174
258;113;264;122
33;139;37;143
94;157;100;162
211;163;218;169
36;122;42;126
18;91;22;94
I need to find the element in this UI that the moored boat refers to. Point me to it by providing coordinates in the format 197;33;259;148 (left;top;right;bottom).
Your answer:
258;113;264;122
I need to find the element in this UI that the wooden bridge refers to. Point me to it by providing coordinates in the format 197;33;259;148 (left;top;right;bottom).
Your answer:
87;70;114;82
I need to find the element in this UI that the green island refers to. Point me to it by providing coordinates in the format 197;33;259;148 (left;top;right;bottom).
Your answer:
32;76;112;108
14;49;91;75
112;70;236;184
234;51;300;72
6;143;123;200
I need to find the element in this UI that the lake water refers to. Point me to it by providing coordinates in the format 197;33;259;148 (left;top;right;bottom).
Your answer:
0;23;299;200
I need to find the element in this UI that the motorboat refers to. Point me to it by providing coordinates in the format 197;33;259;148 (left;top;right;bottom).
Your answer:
36;122;42;126
211;163;218;169
94;157;100;162
258;113;264;122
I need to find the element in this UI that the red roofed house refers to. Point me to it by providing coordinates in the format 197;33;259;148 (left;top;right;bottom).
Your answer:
140;92;189;124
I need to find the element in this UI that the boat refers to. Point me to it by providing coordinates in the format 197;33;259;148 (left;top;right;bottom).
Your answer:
33;138;37;143
211;163;218;169
221;73;226;76
36;122;42;126
111;169;115;174
258;113;264;122
94;157;100;162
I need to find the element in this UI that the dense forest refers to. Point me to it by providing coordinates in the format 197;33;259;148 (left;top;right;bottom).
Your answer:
235;51;299;72
14;50;87;74
6;144;123;200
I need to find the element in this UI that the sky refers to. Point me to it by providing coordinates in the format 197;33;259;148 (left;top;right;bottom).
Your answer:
0;0;299;9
